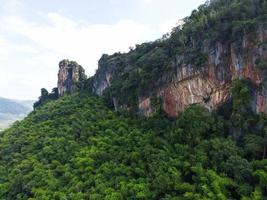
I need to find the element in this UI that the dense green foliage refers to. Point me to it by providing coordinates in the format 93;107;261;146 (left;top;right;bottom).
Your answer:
100;0;267;110
230;79;256;135
0;91;266;199
33;88;59;109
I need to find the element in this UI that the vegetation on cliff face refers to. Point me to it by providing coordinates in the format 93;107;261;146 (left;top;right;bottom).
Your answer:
0;89;266;199
33;88;59;109
96;0;267;111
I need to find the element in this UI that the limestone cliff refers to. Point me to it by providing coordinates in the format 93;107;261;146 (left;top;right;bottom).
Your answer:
91;24;267;117
50;0;267;118
58;60;86;96
34;60;86;109
158;25;267;117
92;54;121;96
33;0;267;117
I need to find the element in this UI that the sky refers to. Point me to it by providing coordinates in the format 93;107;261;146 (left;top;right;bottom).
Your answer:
0;0;206;100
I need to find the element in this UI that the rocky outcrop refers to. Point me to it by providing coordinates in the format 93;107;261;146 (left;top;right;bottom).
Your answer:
91;25;267;117
58;60;86;96
92;54;122;96
156;25;267;116
138;97;154;117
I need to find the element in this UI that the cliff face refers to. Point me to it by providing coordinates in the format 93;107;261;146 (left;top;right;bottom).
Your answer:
58;60;86;96
92;25;267;117
158;26;267;117
92;54;121;96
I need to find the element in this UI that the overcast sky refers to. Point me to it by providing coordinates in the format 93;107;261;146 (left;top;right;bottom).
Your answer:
0;0;206;100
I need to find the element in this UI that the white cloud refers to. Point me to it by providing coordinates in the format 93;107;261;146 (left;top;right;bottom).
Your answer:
159;18;185;34
12;15;153;55
0;12;161;100
142;0;154;4
0;0;23;14
0;0;199;100
159;18;178;34
1;13;156;72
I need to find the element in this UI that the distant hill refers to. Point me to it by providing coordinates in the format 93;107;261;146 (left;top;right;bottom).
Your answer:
0;97;32;114
0;97;34;131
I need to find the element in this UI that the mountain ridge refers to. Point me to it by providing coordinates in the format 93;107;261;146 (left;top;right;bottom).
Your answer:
89;1;267;117
0;97;34;130
35;0;267;118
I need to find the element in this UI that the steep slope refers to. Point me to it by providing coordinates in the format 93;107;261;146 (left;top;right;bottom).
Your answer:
91;0;267;117
0;92;266;199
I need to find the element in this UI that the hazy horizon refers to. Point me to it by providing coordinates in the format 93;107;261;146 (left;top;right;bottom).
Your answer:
0;0;206;100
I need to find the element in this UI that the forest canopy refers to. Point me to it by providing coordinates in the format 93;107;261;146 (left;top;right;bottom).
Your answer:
0;92;266;199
